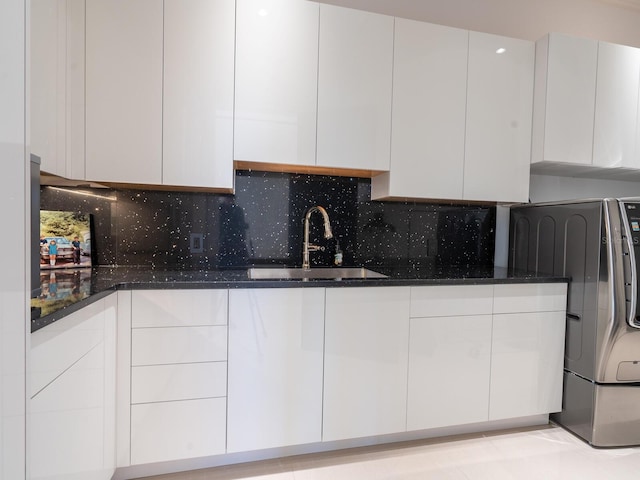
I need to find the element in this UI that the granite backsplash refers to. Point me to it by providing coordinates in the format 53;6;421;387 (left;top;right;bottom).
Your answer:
40;170;496;270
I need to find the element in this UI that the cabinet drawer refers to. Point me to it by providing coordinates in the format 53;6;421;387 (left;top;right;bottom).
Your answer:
410;285;493;318
131;289;228;327
131;326;227;366
130;397;226;465
131;362;227;404
493;283;567;313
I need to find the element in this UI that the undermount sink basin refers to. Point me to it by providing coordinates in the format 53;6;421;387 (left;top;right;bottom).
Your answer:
247;267;387;280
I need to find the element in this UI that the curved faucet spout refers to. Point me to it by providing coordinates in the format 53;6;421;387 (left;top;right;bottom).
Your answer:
303;206;333;270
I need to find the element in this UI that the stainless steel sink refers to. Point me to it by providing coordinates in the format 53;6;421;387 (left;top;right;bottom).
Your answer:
247;267;387;280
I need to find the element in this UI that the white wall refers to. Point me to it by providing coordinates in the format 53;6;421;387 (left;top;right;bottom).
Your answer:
0;0;28;479
317;0;640;47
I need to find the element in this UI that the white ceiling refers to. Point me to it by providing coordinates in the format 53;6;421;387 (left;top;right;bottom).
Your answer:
314;0;640;47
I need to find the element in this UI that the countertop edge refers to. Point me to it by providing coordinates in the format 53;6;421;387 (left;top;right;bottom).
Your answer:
32;274;568;332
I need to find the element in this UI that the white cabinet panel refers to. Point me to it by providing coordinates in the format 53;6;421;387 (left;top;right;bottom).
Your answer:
372;19;467;200
30;0;66;177
130;398;226;465
489;311;566;420
464;32;534;203
317;4;393;171
493;283;568;314
407;315;492;430
410;285;493;318
323;287;410;441
163;0;235;189
593;41;640;169
131;289;228;327
131;326;227;366
131;362;227;404
227;288;324;452
85;0;163;184
30;298;106;396
30;295;116;480
235;0;318;167
532;33;598;166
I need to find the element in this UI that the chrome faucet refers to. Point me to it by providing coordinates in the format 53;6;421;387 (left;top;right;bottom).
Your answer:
302;206;333;270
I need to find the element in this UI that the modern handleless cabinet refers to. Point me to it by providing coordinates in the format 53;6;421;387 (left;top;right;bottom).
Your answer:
372;22;534;202
227;288;325;452
85;0;163;185
163;0;235;189
128;290;228;465
323;287;411;441
407;285;494;431
30;294;117;480
234;0;319;168
316;4;394;172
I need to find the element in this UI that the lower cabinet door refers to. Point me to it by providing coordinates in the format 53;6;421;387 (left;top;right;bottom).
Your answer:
30;343;112;480
407;315;492;430
323;287;411;441
489;311;566;420
227;288;325;452
130;397;226;465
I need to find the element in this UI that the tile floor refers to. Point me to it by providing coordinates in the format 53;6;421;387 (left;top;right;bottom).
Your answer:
134;425;640;480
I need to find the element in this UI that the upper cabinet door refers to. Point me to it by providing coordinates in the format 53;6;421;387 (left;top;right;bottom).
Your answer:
31;0;85;180
372;19;468;200
593;41;640;169
234;0;319;167
86;0;163;185
531;33;598;166
316;5;394;172
163;0;235;189
464;32;534;203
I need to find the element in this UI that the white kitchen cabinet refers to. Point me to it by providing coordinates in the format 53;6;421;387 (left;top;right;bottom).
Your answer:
464;32;534;203
234;0;319;167
373;24;533;203
323;287;410;441
407;285;493;431
163;0;235;189
316;4;394;172
408;315;492;430
131;288;228;328
130;398;226;465
131;326;227;366
31;0;85;179
489;283;567;420
227;288;325;452
371;18;468;200
592;41;640;169
85;0;163;184
30;294;117;480
129;289;228;465
531;33;598;166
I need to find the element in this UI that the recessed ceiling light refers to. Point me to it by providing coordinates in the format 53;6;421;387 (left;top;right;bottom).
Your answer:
496;47;506;54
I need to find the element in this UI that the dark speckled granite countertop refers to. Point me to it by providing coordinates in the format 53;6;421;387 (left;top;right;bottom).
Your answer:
31;265;567;333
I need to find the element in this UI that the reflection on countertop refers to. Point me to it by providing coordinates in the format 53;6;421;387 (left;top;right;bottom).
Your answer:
30;265;567;333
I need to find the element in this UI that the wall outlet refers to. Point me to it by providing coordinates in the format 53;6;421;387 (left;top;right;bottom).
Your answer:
190;233;204;254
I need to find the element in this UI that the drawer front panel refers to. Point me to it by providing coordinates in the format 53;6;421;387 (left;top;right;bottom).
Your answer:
493;283;567;313
131;289;228;327
410;285;494;318
131;362;227;404
131;326;227;366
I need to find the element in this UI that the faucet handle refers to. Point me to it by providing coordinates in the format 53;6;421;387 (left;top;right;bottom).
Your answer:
307;243;325;253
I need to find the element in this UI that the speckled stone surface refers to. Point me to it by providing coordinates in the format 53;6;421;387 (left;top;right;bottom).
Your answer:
35;170;557;332
31;265;567;332
41;170;495;270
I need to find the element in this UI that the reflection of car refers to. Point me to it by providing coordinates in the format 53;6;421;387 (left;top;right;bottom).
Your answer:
40;237;75;262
